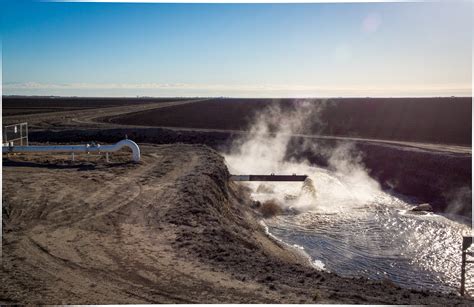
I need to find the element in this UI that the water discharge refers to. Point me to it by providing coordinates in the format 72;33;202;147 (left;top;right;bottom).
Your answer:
223;101;473;294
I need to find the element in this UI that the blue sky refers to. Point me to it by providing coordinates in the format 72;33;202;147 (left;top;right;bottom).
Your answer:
1;1;472;97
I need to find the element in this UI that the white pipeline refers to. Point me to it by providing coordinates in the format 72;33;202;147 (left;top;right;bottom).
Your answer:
2;139;141;162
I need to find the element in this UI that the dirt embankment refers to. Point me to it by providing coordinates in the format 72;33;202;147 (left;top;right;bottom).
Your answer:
1;144;471;304
4;96;471;220
28;127;472;221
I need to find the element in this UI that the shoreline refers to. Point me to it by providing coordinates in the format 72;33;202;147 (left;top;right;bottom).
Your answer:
259;219;327;271
2;144;472;304
2;98;472;303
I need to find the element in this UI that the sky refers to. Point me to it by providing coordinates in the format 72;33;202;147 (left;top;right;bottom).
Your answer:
1;0;472;98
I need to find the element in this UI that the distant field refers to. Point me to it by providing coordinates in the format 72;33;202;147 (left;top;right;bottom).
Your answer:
109;97;472;146
2;96;188;116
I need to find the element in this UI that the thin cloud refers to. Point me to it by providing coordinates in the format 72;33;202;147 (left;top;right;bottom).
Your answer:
3;82;471;97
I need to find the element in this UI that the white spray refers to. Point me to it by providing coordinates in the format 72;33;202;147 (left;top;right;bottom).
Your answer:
224;100;472;292
224;100;385;213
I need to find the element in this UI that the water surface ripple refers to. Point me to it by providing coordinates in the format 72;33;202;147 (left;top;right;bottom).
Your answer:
258;169;472;294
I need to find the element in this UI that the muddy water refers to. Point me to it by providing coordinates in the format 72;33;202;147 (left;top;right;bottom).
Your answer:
245;167;472;294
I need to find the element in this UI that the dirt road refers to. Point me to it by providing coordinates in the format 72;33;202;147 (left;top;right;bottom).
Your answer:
4;98;470;155
2;99;472;303
2;144;471;304
2;145;288;303
2;98;207;130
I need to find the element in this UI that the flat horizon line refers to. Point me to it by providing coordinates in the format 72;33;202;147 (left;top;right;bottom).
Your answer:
3;95;472;99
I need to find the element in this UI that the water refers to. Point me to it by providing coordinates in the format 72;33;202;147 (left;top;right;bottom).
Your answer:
223;102;473;295
243;166;473;294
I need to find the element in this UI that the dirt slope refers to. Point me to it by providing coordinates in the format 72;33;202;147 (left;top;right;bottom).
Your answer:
1;144;471;304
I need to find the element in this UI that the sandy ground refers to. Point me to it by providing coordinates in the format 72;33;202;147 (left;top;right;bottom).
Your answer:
2;99;473;304
2;145;295;304
1;144;472;304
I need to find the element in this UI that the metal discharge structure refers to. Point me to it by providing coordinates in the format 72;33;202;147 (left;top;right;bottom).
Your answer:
230;174;308;182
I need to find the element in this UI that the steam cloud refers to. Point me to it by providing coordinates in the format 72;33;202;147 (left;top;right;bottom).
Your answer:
224;100;383;213
224;102;473;291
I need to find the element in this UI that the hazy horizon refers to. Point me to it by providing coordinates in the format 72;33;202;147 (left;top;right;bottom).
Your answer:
2;1;472;98
2;94;473;99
